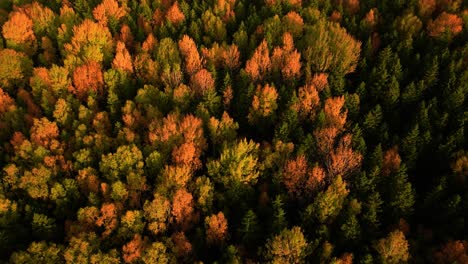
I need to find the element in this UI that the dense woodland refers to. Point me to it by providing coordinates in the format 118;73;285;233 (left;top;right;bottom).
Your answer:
0;0;466;263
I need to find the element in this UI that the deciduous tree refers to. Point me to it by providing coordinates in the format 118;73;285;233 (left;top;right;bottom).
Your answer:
375;230;410;264
205;212;228;245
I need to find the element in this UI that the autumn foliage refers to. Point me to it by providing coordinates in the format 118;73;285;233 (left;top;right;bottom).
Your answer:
427;12;463;37
205;212;228;245
245;40;271;82
71;61;104;100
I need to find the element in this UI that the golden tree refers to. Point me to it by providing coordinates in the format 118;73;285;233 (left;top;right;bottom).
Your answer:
375;230;410;264
248;84;278;123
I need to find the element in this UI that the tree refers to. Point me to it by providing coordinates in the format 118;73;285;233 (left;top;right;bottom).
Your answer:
166;2;185;25
324;96;348;130
96;203;118;237
248;84;278;124
205;212;228;245
143;193;171;235
305;176;349;224
112;41;133;73
142;242;174;264
2;11;37;55
71;61;105;100
427;12;463;38
434;240;468;264
99;144;144;182
10;242;62;263
92;0;127;26
375;230;410;264
190;69;215;97
208;139;261;186
263;227;308;264
0;88;15;115
64;19;114;64
245;40;271;82
172;188;195;230
303;19;361;74
382;147;401;176
0;49;33;91
294;82;320;120
178;35;203;75
30;117;59;149
123;234;144;263
328;134;363;178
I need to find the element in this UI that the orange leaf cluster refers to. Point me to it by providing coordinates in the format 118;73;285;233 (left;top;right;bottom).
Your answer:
166;2;185;25
112;41;133;73
328;134;363;178
284;12;304;36
30;118;59;149
122;234;144;263
214;0;236;22
434;240;468;264
205;212;228;245
0;88;15;114
324;96;348;130
190;69;215;97
172;231;193;257
294;83;320;120
418;0;436;17
282;155;325;198
172;188;195;230
2;12;35;45
427;12;463;37
271;33;302;80
96;203;118;237
93;0;127;26
245;40;271;82
172;142;202;171
178;35;203;75
382;147;402;176
71;61;104;100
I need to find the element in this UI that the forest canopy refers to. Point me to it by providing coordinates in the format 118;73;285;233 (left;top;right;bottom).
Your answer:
0;0;467;263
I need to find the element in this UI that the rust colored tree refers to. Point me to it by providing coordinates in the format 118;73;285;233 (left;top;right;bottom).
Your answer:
382;147;402;176
324;96;348;130
71;61;104;100
427;12;463;37
93;0;127;26
205;212;228;245
122;234;144;263
178;35;203;75
245;40;271;82
172;189;195;230
190;69;215;97
166;2;185;25
112;41;133;73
